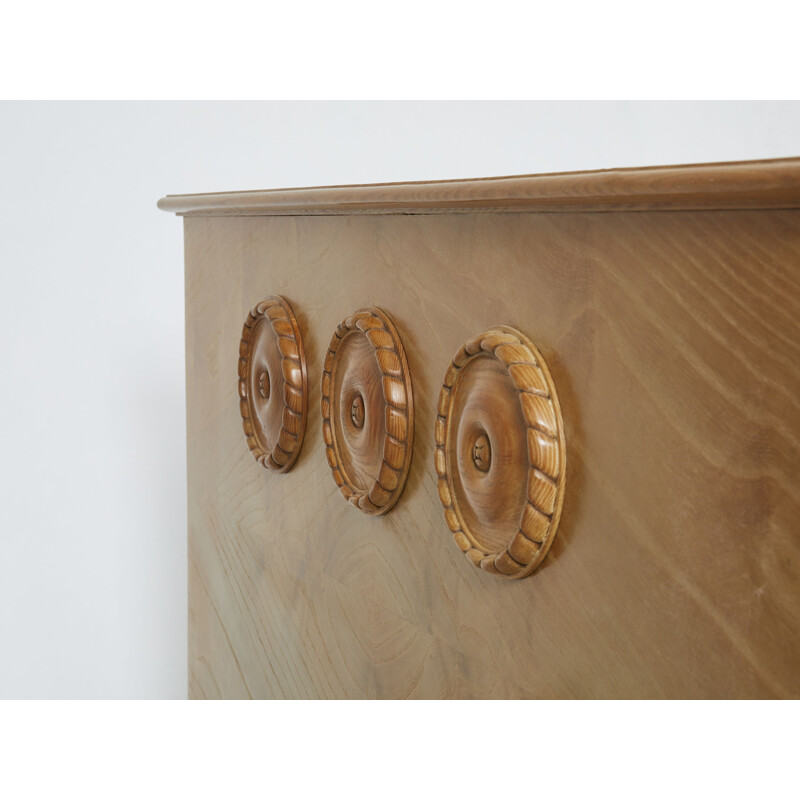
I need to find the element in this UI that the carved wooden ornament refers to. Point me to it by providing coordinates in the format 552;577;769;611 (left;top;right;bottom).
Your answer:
238;296;308;472
435;326;566;579
321;308;414;515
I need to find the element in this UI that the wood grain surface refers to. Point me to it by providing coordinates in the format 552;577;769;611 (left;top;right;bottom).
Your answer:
184;207;800;699
159;157;800;216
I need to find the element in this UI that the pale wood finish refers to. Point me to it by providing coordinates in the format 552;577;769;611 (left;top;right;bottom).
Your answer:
181;199;800;699
159;157;800;216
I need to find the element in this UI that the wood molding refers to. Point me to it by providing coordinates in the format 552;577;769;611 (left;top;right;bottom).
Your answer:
238;296;308;472
435;326;567;579
321;308;414;515
158;157;800;216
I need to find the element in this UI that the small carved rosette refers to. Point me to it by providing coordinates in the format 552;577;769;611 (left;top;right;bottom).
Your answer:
435;326;566;579
321;308;414;515
238;296;308;472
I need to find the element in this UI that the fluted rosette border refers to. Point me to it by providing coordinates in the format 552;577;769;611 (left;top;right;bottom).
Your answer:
434;326;566;579
321;308;414;515
238;295;308;473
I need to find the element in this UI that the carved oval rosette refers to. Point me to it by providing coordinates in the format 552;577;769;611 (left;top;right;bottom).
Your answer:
238;295;308;473
321;308;414;515
434;326;566;579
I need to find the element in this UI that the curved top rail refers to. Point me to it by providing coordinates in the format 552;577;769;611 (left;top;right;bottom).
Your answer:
158;157;800;216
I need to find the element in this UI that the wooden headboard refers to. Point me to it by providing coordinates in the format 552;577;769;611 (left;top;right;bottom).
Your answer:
160;158;800;698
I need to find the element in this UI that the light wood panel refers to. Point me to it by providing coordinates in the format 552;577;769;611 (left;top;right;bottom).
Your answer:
182;206;800;699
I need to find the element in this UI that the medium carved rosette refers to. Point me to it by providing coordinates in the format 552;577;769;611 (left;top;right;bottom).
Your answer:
321;308;414;515
435;326;566;579
238;296;308;472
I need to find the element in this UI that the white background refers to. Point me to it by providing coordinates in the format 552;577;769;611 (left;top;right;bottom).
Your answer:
1;101;799;699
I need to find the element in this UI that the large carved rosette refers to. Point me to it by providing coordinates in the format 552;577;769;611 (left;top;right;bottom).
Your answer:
435;326;566;579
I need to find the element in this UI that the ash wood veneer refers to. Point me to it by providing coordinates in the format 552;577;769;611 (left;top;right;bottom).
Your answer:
162;158;800;699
